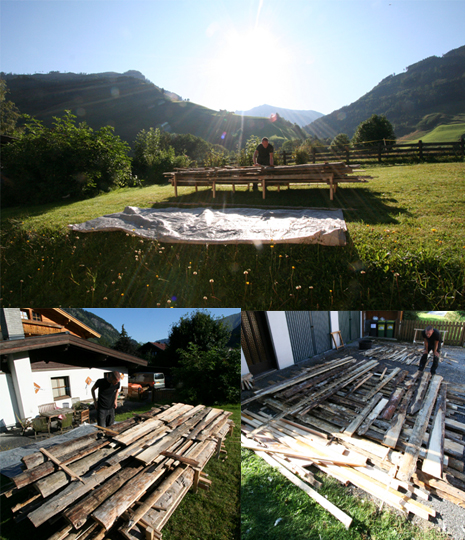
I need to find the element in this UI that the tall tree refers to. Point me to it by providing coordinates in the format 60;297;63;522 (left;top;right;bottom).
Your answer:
162;310;231;368
112;325;139;356
0;79;21;136
352;114;396;146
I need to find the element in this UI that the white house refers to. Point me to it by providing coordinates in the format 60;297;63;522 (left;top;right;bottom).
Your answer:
0;308;147;429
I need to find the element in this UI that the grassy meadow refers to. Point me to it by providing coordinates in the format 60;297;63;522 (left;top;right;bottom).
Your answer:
1;162;464;309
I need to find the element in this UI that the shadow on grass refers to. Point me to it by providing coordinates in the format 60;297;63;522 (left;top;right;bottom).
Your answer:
157;185;411;226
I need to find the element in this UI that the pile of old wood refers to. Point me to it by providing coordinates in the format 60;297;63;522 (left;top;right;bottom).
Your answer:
361;340;461;367
2;403;233;540
241;354;465;529
165;162;371;200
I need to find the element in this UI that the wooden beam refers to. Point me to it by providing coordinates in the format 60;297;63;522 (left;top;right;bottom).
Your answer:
343;393;384;437
422;383;447;479
39;448;86;484
397;375;443;482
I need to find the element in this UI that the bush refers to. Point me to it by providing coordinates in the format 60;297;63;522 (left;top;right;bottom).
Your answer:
132;127;191;184
173;344;240;405
294;146;310;164
1;111;132;206
352;114;396;146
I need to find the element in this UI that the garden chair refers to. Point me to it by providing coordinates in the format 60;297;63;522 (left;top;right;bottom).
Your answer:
58;412;73;434
32;416;49;439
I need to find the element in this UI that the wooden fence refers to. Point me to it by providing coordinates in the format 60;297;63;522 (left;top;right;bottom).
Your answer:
396;319;465;346
278;138;465;165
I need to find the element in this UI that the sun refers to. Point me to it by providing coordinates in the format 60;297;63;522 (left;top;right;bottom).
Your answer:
204;25;292;111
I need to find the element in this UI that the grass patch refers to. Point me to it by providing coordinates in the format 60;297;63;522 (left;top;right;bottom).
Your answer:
0;403;240;540
241;449;448;540
1;163;464;308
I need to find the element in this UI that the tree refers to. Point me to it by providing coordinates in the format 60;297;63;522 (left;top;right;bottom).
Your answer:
0;79;21;136
1;111;132;206
132;128;189;184
172;344;240;405
330;133;351;149
352;114;396;146
162;310;231;368
112;325;140;356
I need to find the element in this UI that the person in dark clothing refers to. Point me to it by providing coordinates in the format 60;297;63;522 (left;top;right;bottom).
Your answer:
91;371;121;427
418;326;442;376
253;138;274;167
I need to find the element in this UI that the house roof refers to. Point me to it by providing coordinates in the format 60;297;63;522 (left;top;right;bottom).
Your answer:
29;308;101;339
0;333;147;371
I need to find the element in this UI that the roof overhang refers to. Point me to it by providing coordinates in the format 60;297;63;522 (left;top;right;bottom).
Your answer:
0;333;147;370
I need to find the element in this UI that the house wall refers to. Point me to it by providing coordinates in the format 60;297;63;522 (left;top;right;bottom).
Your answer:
32;366;128;408
0;372;20;430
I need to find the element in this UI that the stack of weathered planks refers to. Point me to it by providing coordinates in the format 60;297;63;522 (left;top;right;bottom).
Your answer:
2;403;234;540
164;162;371;200
361;340;461;367
241;352;465;528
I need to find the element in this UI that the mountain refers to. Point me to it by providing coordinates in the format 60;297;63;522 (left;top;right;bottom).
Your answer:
236;104;324;128
305;45;465;140
63;308;121;347
64;309;241;348
1;71;306;150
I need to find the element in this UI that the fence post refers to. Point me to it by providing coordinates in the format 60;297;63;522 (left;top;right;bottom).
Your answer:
283;151;287;165
345;146;350;165
461;136;464;159
419;140;423;161
312;147;316;164
377;143;382;163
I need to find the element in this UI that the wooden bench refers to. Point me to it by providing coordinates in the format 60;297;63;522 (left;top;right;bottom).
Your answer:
164;162;371;201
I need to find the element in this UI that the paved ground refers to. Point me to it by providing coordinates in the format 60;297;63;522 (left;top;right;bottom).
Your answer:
0;397;152;454
242;338;465;540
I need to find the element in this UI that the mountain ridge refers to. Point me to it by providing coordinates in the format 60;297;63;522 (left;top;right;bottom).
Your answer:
304;44;465;140
236;104;323;128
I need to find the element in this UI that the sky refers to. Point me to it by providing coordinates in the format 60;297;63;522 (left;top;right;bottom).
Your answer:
1;1;464;114
86;308;240;343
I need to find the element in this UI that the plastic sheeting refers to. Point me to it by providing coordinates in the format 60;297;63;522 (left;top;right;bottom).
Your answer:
69;206;347;246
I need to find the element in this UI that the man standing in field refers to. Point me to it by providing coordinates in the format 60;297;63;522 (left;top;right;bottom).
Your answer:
92;371;121;427
417;325;442;376
253;137;274;167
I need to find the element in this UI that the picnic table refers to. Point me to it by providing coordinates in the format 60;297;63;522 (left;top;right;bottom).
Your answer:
164;162;372;200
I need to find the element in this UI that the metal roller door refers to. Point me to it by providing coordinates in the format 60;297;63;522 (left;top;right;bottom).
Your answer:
311;311;332;354
338;311;361;344
285;311;313;363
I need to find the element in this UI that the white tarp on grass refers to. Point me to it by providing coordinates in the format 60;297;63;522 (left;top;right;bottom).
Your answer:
69;206;347;246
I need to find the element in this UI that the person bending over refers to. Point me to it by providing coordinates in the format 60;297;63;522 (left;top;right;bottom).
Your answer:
418;325;442;376
92;371;121;427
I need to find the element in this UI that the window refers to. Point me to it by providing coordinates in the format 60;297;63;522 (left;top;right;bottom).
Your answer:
32;311;42;321
20;310;29;319
51;376;70;400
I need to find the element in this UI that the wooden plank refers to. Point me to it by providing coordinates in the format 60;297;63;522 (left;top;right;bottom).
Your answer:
39;448;85;484
363;368;401;400
92;465;166;531
28;463;121;527
256;450;353;529
380;387;406;421
356;398;389;436
119;466;187;536
397;375;443;482
63;462;144;530
113;418;164;446
408;372;432;414
343;393;384;437
241;356;356;406
422;383;447;478
382;372;421;448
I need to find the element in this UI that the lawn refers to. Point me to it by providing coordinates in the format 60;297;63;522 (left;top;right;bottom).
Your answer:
241;448;448;540
0;403;240;540
1;162;464;309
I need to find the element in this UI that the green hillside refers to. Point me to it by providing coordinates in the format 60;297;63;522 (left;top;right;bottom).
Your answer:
400;116;465;143
2;72;305;149
306;45;465;140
